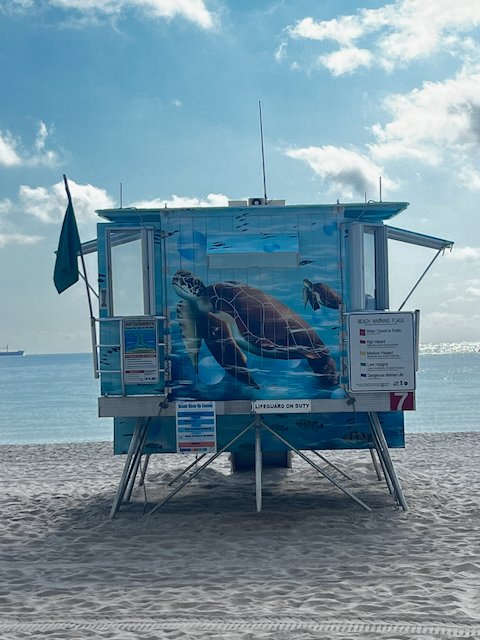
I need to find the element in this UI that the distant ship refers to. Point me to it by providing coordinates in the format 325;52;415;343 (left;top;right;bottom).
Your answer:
0;346;24;357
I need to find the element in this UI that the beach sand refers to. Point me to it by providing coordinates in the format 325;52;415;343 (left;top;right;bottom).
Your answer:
1;432;479;639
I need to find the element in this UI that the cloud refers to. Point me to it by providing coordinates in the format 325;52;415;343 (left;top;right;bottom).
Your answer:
285;145;396;199
0;131;21;166
0;0;34;14
48;0;217;29
366;70;480;188
0;198;43;247
319;47;373;76
0;179;114;249
446;246;480;262
132;193;229;208
0;182;229;249
19;180;115;224
0;122;59;168
285;0;480;75
371;72;480;153
0;233;42;249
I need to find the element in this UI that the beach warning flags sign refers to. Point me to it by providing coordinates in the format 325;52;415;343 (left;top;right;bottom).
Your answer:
53;176;81;294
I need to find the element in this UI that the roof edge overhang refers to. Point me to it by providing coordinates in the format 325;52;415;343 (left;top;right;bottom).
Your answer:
387;225;454;251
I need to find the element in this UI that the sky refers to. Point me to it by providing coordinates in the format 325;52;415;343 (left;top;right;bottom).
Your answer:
1;0;480;354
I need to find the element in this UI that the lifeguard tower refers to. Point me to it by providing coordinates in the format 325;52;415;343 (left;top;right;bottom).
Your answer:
82;197;452;516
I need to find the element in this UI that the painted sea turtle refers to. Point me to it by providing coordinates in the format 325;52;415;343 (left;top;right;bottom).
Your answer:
173;269;338;389
302;279;342;311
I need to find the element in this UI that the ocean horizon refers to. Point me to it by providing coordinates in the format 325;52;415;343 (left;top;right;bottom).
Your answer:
0;343;479;445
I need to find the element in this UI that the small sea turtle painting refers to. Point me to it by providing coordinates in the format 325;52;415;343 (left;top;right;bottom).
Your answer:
302;279;342;312
172;270;338;389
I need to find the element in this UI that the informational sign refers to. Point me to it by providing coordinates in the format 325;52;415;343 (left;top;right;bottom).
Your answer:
390;391;415;411
176;401;216;454
122;318;159;384
252;399;311;413
347;312;416;392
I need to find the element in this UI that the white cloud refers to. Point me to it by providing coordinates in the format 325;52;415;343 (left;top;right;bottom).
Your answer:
285;145;396;199
0;131;21;166
49;0;216;29
319;47;373;76
0;0;34;14
0;121;58;168
0;197;43;247
0;180;115;248
286;0;480;75
289;15;368;47
421;310;480;342
367;70;480;186
446;246;480;262
132;193;229;208
0;233;42;248
275;41;287;62
19;180;115;224
456;163;480;191
465;284;480;298
0;199;13;215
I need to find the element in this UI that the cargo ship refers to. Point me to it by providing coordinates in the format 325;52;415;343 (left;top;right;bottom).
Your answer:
0;346;24;357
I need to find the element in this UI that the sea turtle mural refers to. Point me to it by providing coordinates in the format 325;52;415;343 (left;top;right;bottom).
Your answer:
172;269;338;389
302;279;342;312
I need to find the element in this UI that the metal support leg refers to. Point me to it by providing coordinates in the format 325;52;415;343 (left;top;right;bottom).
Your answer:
261;422;371;511
368;412;408;511
255;420;262;513
311;450;354;481
110;417;149;519
148;421;256;516
138;454;151;487
125;424;150;502
167;453;207;486
370;427;394;495
370;449;383;481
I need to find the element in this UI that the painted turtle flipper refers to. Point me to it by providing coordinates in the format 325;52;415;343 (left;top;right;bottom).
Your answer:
204;313;260;389
305;352;339;386
302;279;320;311
177;300;202;372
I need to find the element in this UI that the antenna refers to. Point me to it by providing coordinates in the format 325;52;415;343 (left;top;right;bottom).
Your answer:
120;182;123;208
379;176;382;202
258;100;268;201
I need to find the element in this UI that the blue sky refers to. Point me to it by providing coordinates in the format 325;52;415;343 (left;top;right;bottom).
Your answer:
1;0;480;353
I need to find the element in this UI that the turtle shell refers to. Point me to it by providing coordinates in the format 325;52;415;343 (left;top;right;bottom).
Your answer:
206;281;328;356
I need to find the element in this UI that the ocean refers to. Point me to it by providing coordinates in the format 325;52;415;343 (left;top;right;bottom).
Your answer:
0;346;479;445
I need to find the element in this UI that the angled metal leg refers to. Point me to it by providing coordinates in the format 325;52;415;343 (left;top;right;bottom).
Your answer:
255;420;262;512
167;453;207;486
110;417;150;519
368;412;408;511
370;448;383;481
311;450;354;481
370;428;394;495
148;421;256;516
125;424;150;502
138;454;151;487
261;422;371;511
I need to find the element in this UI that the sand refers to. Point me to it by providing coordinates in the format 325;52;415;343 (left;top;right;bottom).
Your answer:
1;432;480;640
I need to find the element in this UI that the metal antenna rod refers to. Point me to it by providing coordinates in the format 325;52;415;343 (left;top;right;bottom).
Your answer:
259;100;268;201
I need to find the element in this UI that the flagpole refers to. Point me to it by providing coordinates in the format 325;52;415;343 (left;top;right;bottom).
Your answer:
63;174;99;379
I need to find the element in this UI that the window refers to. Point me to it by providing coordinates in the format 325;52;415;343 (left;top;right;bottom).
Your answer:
106;228;154;316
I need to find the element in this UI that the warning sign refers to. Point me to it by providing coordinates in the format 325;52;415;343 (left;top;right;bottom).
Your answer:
347;312;416;392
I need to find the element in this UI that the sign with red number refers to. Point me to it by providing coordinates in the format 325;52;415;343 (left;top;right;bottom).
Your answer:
390;391;415;411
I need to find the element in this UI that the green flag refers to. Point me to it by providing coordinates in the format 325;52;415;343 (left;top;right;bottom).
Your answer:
53;192;81;294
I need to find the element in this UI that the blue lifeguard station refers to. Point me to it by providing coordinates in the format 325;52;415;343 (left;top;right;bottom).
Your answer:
81;197;452;516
